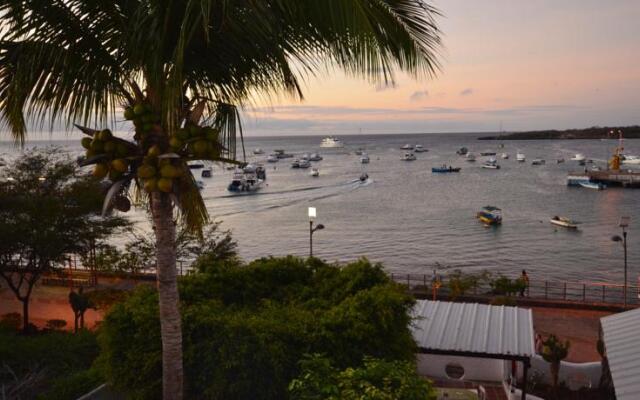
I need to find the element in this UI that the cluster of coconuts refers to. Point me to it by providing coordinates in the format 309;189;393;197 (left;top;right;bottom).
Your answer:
169;124;221;160
81;130;134;181
124;103;158;141
136;145;185;193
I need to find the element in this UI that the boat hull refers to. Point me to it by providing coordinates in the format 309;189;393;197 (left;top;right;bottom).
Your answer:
550;219;577;229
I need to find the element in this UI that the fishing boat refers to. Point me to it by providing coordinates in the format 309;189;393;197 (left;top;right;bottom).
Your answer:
308;153;323;161
400;144;414;150
267;154;279;163
465;152;476;162
244;163;266;180
516;152;526;162
310;168;319;177
227;168;264;193
401;152;416;161
579;181;606;190
550;216;579;229
480;151;497;156
274;149;294;159
482;157;500;169
432;165;461;173
457;147;469;155
414;145;427;153
531;159;546;165
360;153;370;164
501;153;509;159
571;153;586;162
557;158;565;164
291;159;300;168
320;136;344;148
298;159;311;169
201;167;212;178
476;206;502;225
253;148;264;155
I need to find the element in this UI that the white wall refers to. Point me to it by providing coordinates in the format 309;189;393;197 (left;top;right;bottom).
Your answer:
417;354;508;382
515;355;602;389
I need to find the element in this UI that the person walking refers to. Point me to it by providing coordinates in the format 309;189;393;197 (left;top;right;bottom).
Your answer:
520;270;529;297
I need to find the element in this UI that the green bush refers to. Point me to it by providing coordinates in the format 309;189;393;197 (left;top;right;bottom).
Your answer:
490;275;526;296
98;257;416;399
289;354;436;400
38;368;103;400
0;312;21;331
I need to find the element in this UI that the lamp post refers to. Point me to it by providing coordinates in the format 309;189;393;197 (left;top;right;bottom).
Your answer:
611;216;630;307
308;207;324;258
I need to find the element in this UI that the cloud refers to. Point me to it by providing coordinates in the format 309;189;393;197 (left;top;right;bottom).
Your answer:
460;88;474;96
409;90;429;102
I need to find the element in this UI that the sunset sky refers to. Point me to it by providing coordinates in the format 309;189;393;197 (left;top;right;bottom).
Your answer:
243;0;640;136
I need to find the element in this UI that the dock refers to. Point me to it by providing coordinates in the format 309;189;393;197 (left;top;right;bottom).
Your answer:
567;169;640;187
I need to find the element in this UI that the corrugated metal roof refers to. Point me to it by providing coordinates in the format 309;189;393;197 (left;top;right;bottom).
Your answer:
411;300;535;358
601;308;640;400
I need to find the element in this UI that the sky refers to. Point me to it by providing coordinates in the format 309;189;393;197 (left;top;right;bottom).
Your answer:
5;0;640;140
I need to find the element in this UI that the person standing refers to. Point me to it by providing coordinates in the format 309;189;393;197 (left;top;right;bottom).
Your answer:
520;270;529;297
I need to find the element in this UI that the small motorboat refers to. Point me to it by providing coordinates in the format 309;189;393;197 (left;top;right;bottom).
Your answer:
308;153;323;161
432;165;461;173
501;153;509;159
482;157;500;169
571;153;586;162
480;151;497;156
414;145;427;153
516;152;526;162
457;147;469;156
227;167;264;193
580;181;606;190
201;167;212;178
267;154;279;163
291;159;300;168
274;149;294;159
354;148;365;156
360;153;370;164
320;136;344;148
622;155;640;165
550;216;579;229
591;165;601;172
401;152;416;161
578;159;586;166
298;159;311;169
188;162;205;169
476;206;502;225
400;144;414;150
556;158;565;164
310;168;319;177
359;173;369;182
466;152;476;162
253;148;264;155
531;159;546;165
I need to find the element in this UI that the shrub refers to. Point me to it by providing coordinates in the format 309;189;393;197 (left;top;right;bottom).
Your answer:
490;275;526;296
98;257;416;399
289;354;436;400
45;319;68;331
0;312;21;331
446;270;489;299
37;368;103;400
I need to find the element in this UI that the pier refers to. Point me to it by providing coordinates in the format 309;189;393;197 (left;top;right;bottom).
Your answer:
568;169;640;188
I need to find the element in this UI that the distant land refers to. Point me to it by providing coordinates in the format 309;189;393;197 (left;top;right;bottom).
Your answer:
478;125;640;140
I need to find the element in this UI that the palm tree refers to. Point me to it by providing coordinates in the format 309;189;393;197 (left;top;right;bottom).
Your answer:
0;1;442;398
541;334;570;398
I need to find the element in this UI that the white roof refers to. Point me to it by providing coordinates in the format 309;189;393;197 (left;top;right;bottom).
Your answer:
601;308;640;400
411;300;535;358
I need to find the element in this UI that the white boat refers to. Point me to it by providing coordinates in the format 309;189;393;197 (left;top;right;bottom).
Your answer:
310;168;319;177
414;145;427;153
360;153;370;164
227;168;263;193
253;148;264;155
571;153;586;162
531;159;545;165
401;152;416;161
550;216;579;229
579;181;606;190
320;136;344;148
466;152;476;162
482;157;500;169
354;148;365;156
308;153;323;161
501;153;509;159
400;144;414;150
201;167;212;178
298;159;311;168
622;155;640;165
267;154;279;163
300;153;310;161
291;159;300;168
516;152;526;162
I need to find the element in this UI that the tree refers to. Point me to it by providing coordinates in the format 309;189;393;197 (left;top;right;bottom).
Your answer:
0;2;442;398
0;149;126;333
69;287;93;333
541;334;570;398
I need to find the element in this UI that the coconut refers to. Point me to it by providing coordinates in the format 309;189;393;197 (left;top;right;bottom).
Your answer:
104;141;117;153
144;178;158;193
99;129;113;141
111;159;128;173
176;129;189;141
147;145;162;157
157;178;173;193
93;163;109;178
124;107;135;120
169;137;183;149
205;127;219;142
85;149;96;158
160;164;180;178
109;169;123;181
133;104;146;115
193;140;209;156
143;122;154;132
90;139;104;152
137;164;156;179
81;137;92;149
116;143;129;157
188;125;202;137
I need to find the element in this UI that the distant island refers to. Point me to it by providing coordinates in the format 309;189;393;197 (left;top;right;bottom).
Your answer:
478;125;640;140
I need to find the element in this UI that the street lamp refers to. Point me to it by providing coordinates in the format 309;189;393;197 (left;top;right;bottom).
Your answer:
611;216;630;307
308;207;324;257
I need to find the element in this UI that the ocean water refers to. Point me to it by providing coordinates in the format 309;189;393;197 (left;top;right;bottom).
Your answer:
2;132;639;283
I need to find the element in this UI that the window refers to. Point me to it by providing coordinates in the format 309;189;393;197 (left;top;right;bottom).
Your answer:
445;363;465;380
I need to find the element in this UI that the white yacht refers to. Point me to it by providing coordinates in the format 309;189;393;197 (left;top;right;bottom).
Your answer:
253;148;264;155
571;153;586;162
310;168;319;177
466;152;476;162
227;168;263;193
308;153;323;161
482;157;500;169
501;153;509;159
320;136;344;148
622;155;640;165
400;144;414;150
414;145;427;153
401;152;416;161
360;153;370;164
267;154;279;163
516;152;526;162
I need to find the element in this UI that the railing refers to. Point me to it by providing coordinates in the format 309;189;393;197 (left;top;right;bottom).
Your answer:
389;272;640;307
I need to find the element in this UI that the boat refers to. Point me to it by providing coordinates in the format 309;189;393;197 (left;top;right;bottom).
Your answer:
291;159;300;168
571;153;586;162
274;149;294;159
196;180;204;190
359;173;369;182
591;165;601;172
414;145;427;153
188;162;205;169
320;136;344;148
298;159;311;169
360;153;370;164
432;165;461;173
550;216;579;229
579;181;606;190
621;155;640;165
557;158;565;164
531;159;546;165
201;167;212;178
457;147;469;156
476;206;502;225
354;148;365;156
253;148;264;155
401;152;416;161
578;159;586;166
482;157;500;169
310;168;319;177
300;153;310;161
225;164;236;170
566;174;591;186
308;153;323;161
227;167;264;193
501;153;509;159
267;154;279;163
516;152;526;162
400;144;414;150
243;163;266;180
465;152;476;162
480;151;497;156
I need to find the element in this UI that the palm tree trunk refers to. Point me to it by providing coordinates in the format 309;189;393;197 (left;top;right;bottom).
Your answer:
151;191;183;400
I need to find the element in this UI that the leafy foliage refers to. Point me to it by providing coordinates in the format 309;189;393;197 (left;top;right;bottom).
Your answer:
541;334;570;392
98;257;416;399
490;275;526;296
446;269;490;299
289;354;436;400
